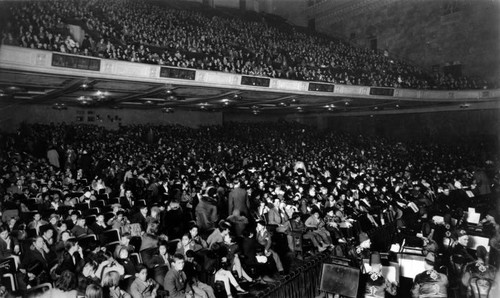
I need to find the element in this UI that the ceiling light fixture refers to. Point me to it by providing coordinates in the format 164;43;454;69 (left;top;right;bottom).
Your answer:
52;103;67;110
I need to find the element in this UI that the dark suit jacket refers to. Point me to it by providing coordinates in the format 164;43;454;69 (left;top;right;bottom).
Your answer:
119;196;135;210
228;187;249;216
149;253;171;269
55;251;84;275
0;237;18;260
164;268;192;298
89;222;109;236
21;246;49;274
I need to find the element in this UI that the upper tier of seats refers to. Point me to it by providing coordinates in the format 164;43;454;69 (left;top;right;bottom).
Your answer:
0;0;491;90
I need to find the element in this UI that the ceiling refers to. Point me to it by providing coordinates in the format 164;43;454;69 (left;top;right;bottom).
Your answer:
0;68;483;115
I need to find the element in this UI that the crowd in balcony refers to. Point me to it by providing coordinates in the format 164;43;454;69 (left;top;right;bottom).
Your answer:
0;122;499;297
0;0;490;90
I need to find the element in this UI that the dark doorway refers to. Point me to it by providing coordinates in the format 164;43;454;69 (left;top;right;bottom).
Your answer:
370;38;377;51
308;18;316;31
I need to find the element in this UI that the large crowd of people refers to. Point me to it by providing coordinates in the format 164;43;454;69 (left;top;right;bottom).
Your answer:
0;122;499;298
0;0;490;90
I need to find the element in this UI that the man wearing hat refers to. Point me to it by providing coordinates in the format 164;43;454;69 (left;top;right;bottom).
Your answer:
349;232;372;267
411;253;448;298
363;252;397;298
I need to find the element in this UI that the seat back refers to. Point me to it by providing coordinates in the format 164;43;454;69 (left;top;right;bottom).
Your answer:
24;282;52;298
470;277;493;298
451;254;466;275
100;228;121;245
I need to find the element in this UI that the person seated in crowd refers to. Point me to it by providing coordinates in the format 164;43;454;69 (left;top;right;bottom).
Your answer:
255;219;284;274
304;208;333;251
323;206;347;253
108;209;131;234
27;211;48;235
176;233;202;256
85;284;103;298
411;253;448;298
207;220;231;249
114;232;135;257
188;224;208;250
214;256;248;298
71;215;95;238
478;210;499;238
115;246;136;276
80;260;100;285
220;233;253;283
90;212;109;237
164;253;193;298
21;236;51;285
55;238;84;276
149;240;171;269
48;213;61;234
40;270;78;298
0;225;20;261
102;270;132;298
120;189;136;210
183;250;216;298
94;251;126;280
131;203;149;233
266;197;287;227
451;230;475;266
280;212;306;257
40;225;57;264
130;264;159;298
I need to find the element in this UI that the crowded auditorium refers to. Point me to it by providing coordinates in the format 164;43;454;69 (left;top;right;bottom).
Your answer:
0;0;499;298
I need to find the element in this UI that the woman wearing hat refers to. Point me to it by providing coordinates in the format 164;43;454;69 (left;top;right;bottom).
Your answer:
363;252;397;298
